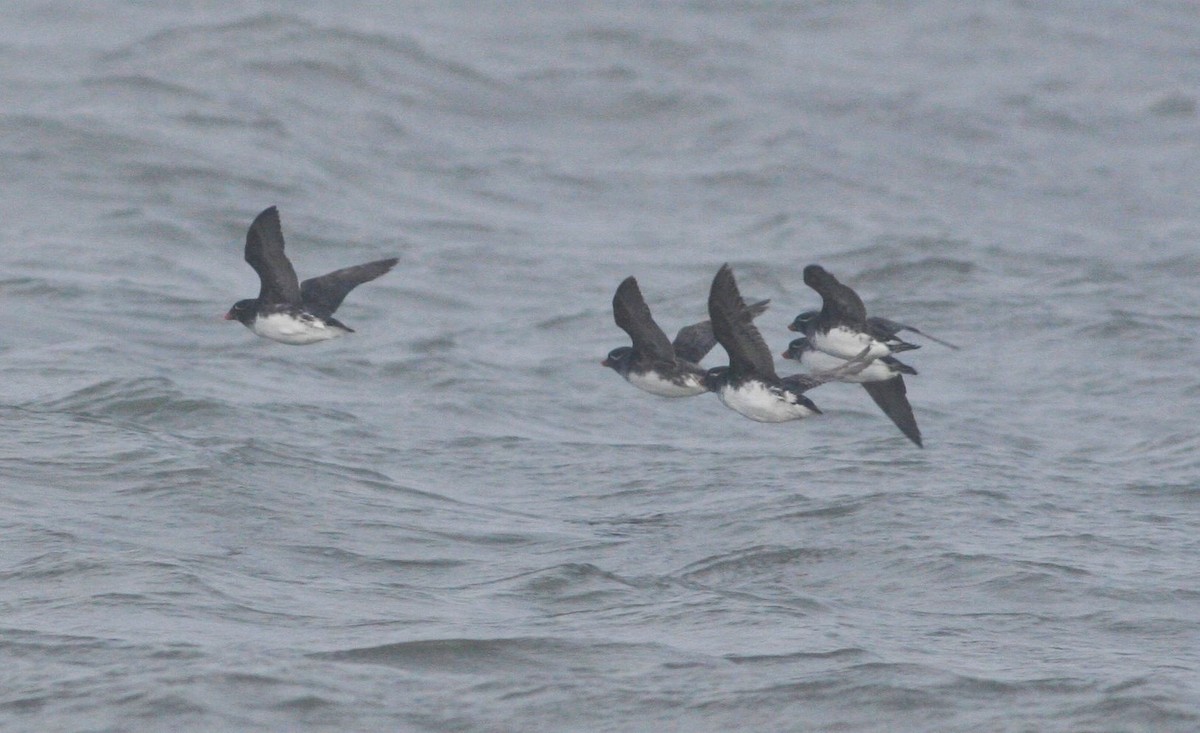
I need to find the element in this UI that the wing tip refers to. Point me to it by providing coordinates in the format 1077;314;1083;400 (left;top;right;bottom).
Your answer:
802;263;828;287
613;276;647;316
252;205;280;225
710;263;738;300
861;379;923;448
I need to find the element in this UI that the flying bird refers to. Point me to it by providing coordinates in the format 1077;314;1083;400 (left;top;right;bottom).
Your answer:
224;206;397;345
603;275;768;397
782;336;922;447
705;264;866;422
788;310;958;350
797;264;921;360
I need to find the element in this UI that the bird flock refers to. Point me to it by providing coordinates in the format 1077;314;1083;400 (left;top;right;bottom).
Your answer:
223;207;955;447
602;264;958;447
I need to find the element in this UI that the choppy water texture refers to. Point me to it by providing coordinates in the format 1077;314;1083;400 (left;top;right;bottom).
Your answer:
2;1;1199;731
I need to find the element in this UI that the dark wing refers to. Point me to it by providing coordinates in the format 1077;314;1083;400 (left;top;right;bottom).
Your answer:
672;298;769;364
869;316;960;350
707;265;777;379
301;258;399;316
803;265;867;324
879;355;917;376
774;379;823;414
244;206;301;305
865;316;903;340
861;377;922;447
612;276;675;362
780;373;824;393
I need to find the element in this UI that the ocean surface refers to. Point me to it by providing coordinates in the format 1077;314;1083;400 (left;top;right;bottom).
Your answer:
2;1;1199;730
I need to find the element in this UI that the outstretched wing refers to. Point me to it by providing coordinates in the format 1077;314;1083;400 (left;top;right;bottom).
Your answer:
780;345;874;391
612;276;675;362
245;206;301;305
672;299;769;364
300;258;399;316
861;377;922;447
803;264;867;324
869;316;960;350
779;373;824;393
707;265;776;379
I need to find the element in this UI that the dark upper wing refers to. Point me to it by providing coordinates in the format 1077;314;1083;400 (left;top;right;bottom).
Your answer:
244;206;301;305
612;276;675;362
672;298;769;364
707;265;777;379
861;377;922;447
301;258;399;316
868;316;960;350
865;316;903;340
803;265;867;324
780;373;824;393
880;355;917;376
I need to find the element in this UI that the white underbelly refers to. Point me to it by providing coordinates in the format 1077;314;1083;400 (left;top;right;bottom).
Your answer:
811;325;890;360
253;313;346;345
801;348;895;383
718;381;815;423
627;370;707;397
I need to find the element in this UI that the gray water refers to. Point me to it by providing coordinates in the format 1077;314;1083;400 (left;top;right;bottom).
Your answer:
2;1;1199;731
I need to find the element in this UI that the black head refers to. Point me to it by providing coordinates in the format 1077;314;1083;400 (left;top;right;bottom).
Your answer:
224;299;257;326
602;346;632;372
788;310;818;332
781;337;810;361
703;365;729;392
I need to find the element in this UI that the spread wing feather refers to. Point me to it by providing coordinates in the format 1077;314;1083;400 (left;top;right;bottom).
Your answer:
612;277;675;363
244;206;301;305
803;265;867;324
707;265;777;379
301;258;399;316
673;299;769;364
861;377;923;447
